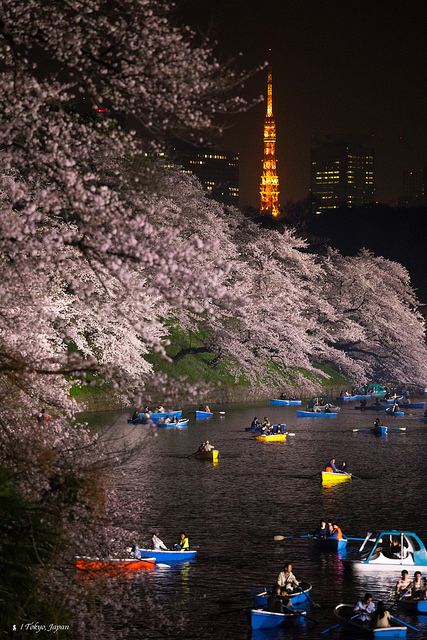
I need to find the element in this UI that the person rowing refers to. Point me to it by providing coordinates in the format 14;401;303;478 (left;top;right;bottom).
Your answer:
276;562;299;593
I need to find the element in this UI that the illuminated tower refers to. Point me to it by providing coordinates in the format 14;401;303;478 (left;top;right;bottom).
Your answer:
260;66;280;216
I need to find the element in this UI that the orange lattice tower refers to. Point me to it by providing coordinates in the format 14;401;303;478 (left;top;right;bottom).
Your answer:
260;66;280;216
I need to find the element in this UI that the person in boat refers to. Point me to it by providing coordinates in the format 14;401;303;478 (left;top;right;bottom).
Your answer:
373;417;382;428
267;584;284;613
395;570;412;597
338;461;348;472
280;392;287;400
326;521;334;536
155;405;165;413
353;592;375;625
390;399;400;413
152;533;167;550
326;458;340;473
261;424;269;435
262;416;271;428
360;398;367;409
329;523;344;539
312;520;328;538
371;601;391;628
390;538;402;558
171;413;179;423
162;415;171;424
204;440;214;452
276;562;299;593
131;408;141;421
411;571;426;599
174;532;190;551
250;417;260;430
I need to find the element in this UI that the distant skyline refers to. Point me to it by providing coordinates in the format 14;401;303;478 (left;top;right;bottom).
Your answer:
177;0;426;208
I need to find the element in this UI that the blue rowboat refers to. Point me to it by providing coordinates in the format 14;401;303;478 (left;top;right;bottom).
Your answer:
297;410;337;417
134;548;197;562
386;408;404;416
149;410;182;424
334;604;407;638
311;536;348;552
254;583;312;607
270;399;302;405
251;608;307;629
399;598;427;614
373;425;388;436
157;418;189;428
195;410;213;419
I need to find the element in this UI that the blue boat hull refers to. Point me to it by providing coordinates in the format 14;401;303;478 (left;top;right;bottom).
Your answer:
270;399;301;405
386;409;404;416
297;410;337;417
195;411;213;419
251;608;306;629
400;598;427;613
136;548;197;562
373;426;388;436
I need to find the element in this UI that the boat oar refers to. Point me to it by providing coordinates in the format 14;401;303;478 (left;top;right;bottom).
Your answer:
274;534;312;541
283;605;318;624
390;615;419;632
296;584;321;609
346;537;366;541
352;427;367;432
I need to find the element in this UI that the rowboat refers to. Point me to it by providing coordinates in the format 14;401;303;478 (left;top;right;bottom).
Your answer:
321;471;351;484
297;410;337;418
270;399;302;405
342;530;427;572
385;409;404;416
398;598;427;614
157;418;189;428
311;536;348;552
75;555;156;574
195;410;213;419
194;449;219;462
251;607;307;629
255;433;286;442
373;425;388;436
254;582;312;607
333;603;407;638
131;548;197;562
149;410;182;424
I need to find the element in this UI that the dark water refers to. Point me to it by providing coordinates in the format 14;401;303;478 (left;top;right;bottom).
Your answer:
94;398;427;639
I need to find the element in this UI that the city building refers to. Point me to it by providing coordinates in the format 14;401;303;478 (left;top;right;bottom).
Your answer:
259;66;280;216
310;135;375;210
175;147;239;206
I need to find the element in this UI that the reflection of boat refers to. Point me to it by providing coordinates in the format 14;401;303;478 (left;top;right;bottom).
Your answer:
76;556;156;574
251;607;307;629
321;471;351;485
157;418;189;428
334;603;407;638
270;399;302;405
255;433;286;442
195;410;213;419
297;410;337;418
311;536;348;552
194;449;219;462
254;582;312;607
342;530;427;572
131;548;197;562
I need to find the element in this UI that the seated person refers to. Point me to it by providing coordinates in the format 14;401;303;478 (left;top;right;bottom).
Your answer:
313;520;328;538
412;571;426;599
267;585;283;613
353;592;375;625
250;417;260;429
152;533;167;550
174;532;190;551
204;440;214;451
395;570;412;597
276;562;299;593
329;523;344;539
371;601;391;628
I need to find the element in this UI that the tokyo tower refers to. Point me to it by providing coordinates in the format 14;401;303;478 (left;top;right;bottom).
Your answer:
259;66;280;216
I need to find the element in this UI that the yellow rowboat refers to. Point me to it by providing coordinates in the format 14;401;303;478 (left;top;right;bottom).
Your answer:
321;471;351;484
194;449;219;462
255;434;286;442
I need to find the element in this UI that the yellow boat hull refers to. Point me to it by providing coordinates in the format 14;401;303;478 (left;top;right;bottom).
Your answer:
194;449;219;462
255;434;286;442
321;471;351;484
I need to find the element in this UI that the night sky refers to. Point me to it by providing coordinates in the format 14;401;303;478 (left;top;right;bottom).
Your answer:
177;0;426;208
